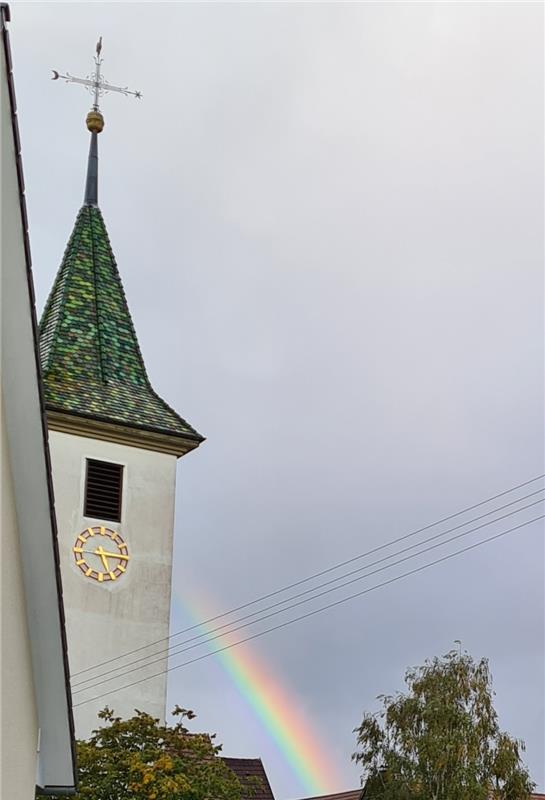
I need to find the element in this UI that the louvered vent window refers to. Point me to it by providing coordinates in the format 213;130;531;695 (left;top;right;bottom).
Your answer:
84;459;123;522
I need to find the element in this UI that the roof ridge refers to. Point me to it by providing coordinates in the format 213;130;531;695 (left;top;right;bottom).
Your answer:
88;206;105;382
89;205;152;389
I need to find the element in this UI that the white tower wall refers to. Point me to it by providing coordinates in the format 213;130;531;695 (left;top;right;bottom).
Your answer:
48;430;177;738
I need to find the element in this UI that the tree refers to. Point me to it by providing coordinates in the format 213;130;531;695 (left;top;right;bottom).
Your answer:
44;706;247;800
353;647;535;800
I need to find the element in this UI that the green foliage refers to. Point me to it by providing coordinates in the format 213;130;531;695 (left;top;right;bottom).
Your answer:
353;648;535;800
45;706;246;800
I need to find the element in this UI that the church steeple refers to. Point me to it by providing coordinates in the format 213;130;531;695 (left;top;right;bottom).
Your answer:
42;40;201;740
41;41;202;457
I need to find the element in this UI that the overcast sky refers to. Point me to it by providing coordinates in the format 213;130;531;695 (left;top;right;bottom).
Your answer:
10;2;544;797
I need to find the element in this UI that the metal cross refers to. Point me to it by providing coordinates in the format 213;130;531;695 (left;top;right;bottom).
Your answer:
52;37;142;111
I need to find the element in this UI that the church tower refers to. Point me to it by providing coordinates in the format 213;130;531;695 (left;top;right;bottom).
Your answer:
39;44;203;737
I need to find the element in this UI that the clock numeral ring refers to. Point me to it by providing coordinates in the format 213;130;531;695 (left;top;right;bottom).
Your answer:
73;526;130;582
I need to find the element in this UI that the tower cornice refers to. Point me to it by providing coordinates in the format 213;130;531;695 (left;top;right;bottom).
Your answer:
47;409;203;458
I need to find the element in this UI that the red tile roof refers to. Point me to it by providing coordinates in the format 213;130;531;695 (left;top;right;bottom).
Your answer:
222;757;276;800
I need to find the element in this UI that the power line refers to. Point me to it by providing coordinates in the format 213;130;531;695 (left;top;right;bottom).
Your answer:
72;473;544;678
71;490;544;690
73;488;544;686
74;512;543;694
72;500;543;693
74;513;544;707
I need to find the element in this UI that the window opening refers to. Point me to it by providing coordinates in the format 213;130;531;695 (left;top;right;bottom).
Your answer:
84;459;123;522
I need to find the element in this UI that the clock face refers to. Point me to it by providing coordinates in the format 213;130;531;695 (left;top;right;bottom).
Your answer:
73;526;130;583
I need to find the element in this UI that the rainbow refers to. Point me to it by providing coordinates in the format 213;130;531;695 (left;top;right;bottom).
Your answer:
171;590;342;797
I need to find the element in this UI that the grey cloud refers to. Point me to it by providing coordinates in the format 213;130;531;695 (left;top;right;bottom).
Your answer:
11;2;544;797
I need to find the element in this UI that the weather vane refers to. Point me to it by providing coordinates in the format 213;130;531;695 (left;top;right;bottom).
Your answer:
52;38;141;205
52;37;142;121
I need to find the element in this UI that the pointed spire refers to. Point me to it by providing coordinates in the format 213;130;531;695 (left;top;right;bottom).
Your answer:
84;132;98;206
43;43;197;454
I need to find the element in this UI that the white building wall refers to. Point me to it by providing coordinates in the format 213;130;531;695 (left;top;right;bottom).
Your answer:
0;410;39;800
1;25;38;793
49;431;177;738
2;17;74;789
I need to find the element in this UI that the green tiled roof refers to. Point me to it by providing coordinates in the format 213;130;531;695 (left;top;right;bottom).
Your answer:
39;205;202;441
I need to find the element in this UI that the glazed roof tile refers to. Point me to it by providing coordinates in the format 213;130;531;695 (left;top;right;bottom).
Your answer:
39;205;202;441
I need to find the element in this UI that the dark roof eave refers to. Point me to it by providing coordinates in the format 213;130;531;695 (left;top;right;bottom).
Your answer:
46;404;204;442
46;405;205;458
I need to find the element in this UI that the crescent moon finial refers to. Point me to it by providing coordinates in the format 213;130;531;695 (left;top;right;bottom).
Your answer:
51;70;59;80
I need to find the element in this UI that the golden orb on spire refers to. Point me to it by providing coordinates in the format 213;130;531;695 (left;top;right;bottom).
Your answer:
86;110;104;133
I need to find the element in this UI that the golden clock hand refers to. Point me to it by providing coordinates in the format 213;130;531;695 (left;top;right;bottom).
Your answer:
97;550;130;560
75;549;129;561
94;546;110;572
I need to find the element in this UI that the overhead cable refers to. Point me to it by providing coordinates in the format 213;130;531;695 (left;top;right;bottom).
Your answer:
74;513;544;707
71;489;544;690
72;473;544;679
